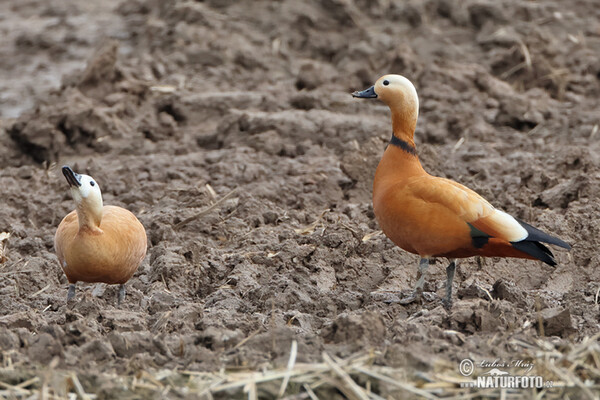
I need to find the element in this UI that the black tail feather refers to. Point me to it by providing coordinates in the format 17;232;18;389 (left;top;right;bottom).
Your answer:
511;240;556;266
509;219;571;266
516;219;571;249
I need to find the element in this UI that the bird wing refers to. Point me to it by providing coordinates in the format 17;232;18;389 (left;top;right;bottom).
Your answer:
407;176;528;242
100;206;148;267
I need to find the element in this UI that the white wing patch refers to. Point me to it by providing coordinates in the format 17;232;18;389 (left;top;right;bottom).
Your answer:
491;209;528;242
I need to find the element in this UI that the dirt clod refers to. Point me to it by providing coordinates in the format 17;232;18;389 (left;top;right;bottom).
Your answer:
539;307;576;337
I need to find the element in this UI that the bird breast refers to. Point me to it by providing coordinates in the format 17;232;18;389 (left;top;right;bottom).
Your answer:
55;205;147;284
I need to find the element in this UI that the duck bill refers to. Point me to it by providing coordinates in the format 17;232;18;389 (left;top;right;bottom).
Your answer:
62;166;82;187
352;86;377;99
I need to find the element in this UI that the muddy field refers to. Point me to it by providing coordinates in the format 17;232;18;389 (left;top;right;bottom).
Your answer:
0;0;599;398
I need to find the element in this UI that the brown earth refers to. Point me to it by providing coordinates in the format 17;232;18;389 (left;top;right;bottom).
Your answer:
0;0;599;398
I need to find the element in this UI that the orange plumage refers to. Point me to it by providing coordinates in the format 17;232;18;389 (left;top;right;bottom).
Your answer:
374;156;540;260
55;166;147;303
55;206;146;284
353;74;570;307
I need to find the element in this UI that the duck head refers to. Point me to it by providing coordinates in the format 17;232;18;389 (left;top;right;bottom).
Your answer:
353;74;419;144
62;166;103;229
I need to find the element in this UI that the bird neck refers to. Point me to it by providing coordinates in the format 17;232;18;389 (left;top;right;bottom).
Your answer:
382;102;423;174
377;141;426;178
375;118;427;186
391;108;417;148
76;201;103;233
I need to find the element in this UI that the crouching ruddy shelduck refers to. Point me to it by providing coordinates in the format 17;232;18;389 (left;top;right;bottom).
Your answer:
352;74;570;308
55;166;147;304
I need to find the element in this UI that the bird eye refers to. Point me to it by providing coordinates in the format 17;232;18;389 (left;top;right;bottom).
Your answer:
383;80;389;86
90;181;95;187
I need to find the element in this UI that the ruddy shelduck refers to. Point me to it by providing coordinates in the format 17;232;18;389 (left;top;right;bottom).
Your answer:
353;74;570;308
55;166;147;303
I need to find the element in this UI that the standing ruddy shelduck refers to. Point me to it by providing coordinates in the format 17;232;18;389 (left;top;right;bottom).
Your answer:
352;74;570;308
55;166;147;303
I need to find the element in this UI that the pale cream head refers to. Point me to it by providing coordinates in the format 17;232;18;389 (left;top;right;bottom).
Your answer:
372;74;419;118
62;166;103;228
71;174;102;206
352;74;420;140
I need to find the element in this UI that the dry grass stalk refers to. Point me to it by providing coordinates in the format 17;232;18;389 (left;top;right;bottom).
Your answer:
1;334;599;399
150;85;177;93
174;189;237;229
322;352;369;400
69;372;93;400
0;232;10;264
361;230;382;242
294;209;330;235
278;340;298;397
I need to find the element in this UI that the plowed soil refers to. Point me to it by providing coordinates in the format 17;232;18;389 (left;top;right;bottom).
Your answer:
1;0;599;397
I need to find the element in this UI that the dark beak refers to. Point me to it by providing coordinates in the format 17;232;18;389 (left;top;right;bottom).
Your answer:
62;166;82;187
352;85;377;99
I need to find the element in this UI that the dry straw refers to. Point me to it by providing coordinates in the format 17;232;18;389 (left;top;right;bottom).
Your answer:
1;335;599;399
0;232;10;264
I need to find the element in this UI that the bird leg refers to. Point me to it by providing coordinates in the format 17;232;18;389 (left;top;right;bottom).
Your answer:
442;259;457;310
414;257;429;292
67;284;76;301
117;284;126;305
397;258;430;304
